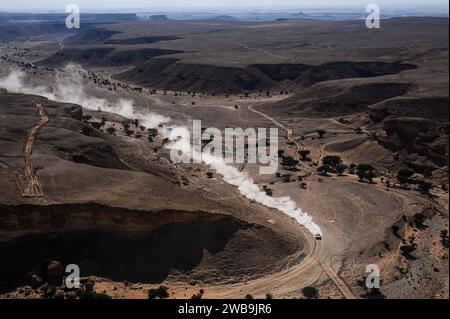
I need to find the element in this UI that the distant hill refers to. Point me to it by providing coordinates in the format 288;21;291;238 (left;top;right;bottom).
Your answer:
0;22;73;41
0;13;139;22
290;11;311;18
139;15;170;22
208;15;238;21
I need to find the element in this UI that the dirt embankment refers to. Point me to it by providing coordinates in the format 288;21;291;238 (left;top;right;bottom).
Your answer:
64;28;180;45
115;60;416;94
260;81;413;117
36;47;183;67
0;203;301;292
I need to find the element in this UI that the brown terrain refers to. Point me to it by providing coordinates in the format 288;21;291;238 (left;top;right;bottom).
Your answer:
0;16;448;299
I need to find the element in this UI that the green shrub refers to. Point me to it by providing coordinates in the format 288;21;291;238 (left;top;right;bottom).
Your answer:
321;156;346;175
357;164;376;183
317;130;326;138
317;165;329;176
299;149;311;160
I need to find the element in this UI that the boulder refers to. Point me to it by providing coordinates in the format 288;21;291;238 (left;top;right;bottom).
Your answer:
48;261;64;277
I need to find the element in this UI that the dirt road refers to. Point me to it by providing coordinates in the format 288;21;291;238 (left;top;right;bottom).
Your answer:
248;106;303;160
0;100;49;197
169;225;325;299
319;261;357;299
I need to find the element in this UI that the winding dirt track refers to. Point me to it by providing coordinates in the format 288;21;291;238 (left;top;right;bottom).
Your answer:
204;105;358;299
287;128;303;161
198;225;324;299
0;100;49;197
200;225;355;299
6;68;361;298
248;106;303;160
318;262;357;299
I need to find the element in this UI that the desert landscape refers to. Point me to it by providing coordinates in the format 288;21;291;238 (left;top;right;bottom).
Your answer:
0;5;448;300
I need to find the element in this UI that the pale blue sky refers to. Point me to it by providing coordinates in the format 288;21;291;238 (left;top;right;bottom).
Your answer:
1;0;448;11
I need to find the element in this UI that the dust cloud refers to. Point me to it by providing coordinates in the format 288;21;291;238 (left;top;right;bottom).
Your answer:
0;65;322;236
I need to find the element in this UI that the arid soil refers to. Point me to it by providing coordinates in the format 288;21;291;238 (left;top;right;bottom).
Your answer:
0;16;448;299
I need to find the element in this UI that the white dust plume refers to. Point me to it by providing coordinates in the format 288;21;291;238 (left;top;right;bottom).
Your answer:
0;65;321;236
169;127;322;236
0;64;169;128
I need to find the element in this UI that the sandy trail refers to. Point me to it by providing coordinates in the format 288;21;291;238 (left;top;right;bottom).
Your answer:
0;100;49;197
319;261;357;299
248;105;304;161
170;226;324;299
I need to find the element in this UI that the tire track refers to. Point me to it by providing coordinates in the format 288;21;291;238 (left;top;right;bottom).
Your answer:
0;100;49;197
319;261;357;299
248;106;303;160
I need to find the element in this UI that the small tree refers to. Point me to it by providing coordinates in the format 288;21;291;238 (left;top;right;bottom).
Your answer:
357;168;365;182
322;155;343;173
125;129;134;137
282;156;299;168
397;168;415;184
348;163;356;174
335;163;346;176
299;149;311;160
245;294;254;300
354;127;363;134
365;169;375;183
317;165;329;176
148;128;158;138
418;181;432;196
317;130;326;138
357;164;376;183
301;286;319;299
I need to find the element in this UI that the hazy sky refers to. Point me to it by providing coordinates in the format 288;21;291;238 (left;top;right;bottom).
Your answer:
1;0;448;11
